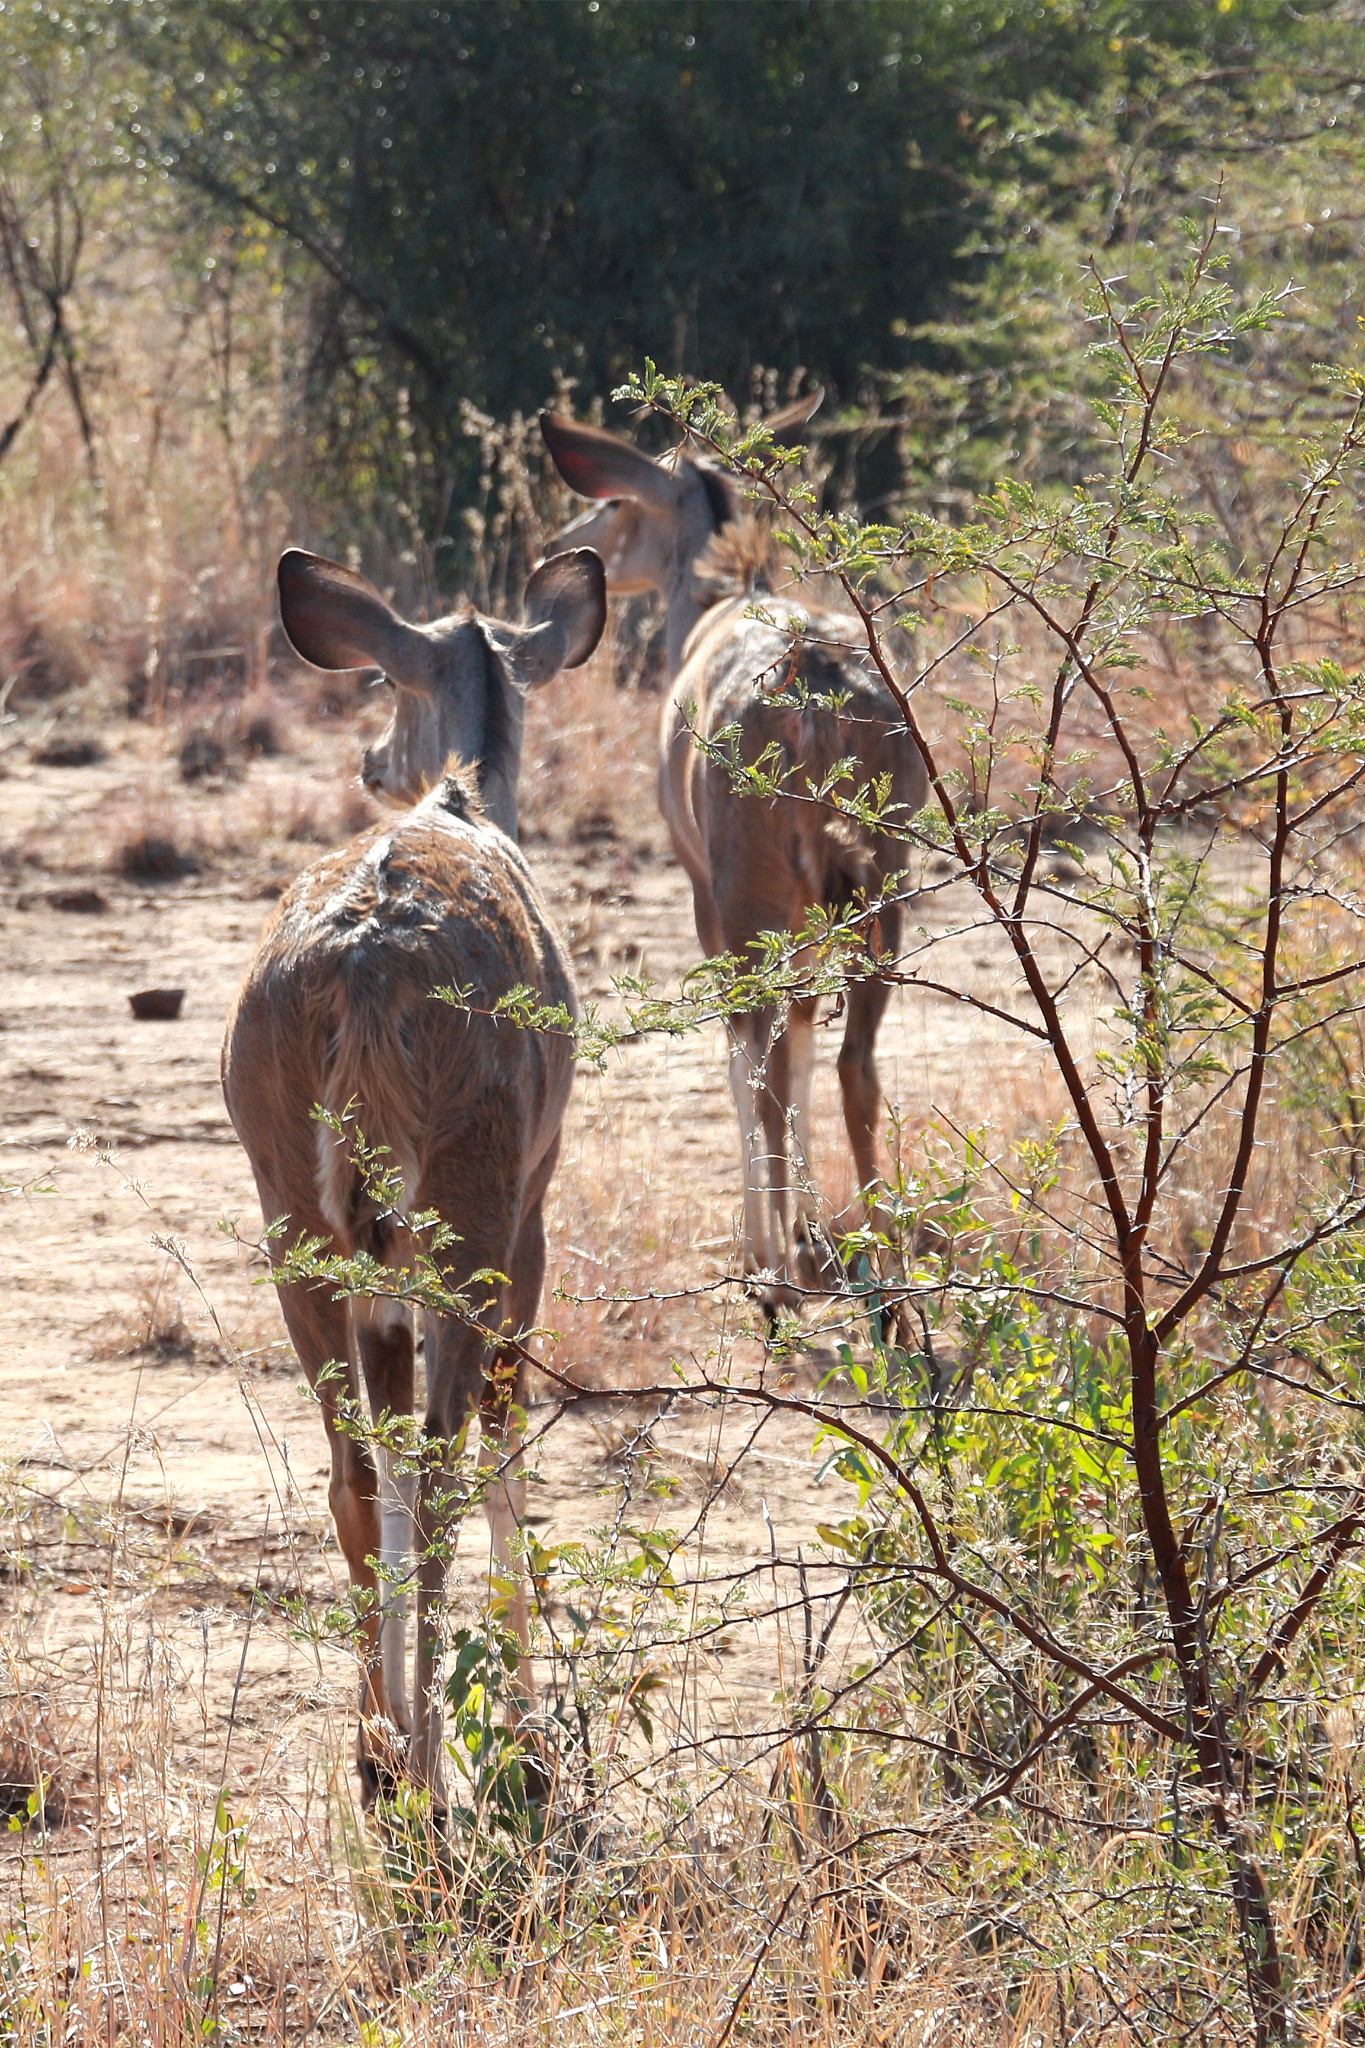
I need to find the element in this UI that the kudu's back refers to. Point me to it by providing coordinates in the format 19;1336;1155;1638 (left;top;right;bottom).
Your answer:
223;773;575;1265
666;525;926;953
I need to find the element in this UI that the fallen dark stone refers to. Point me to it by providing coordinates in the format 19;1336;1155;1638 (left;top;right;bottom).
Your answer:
47;888;109;914
129;987;186;1021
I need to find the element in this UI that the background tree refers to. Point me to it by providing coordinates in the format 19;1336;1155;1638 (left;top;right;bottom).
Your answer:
112;0;1316;547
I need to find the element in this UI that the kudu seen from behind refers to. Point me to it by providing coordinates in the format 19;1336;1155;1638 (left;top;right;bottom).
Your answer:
541;406;926;1305
223;546;606;1804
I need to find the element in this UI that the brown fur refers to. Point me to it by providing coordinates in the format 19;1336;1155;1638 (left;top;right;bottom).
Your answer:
543;416;925;1305
670;592;925;1300
223;551;604;1807
223;776;577;1803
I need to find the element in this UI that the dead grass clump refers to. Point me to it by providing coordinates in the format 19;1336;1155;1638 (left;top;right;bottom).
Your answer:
138;1305;196;1364
178;724;232;782
541;1095;724;1394
177;684;297;785
230;775;376;851
159;578;255;703
285;790;370;846
0;1701;74;1828
30;732;104;768
568;804;621;850
241;708;284;758
88;1266;197;1364
115;829;199;881
0;606;94;711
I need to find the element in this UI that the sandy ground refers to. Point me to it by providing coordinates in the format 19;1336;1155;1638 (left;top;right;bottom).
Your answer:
0;687;1058;1831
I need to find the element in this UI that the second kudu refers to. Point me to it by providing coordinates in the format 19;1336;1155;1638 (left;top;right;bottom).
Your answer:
541;406;926;1304
223;545;606;1803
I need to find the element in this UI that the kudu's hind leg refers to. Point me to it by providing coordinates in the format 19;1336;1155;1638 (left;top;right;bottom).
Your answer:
837;903;901;1205
779;997;834;1292
478;1193;551;1706
406;1169;522;1803
352;1295;417;1742
728;1010;785;1291
835;906;916;1339
740;996;830;1303
273;1276;398;1804
410;1304;487;1804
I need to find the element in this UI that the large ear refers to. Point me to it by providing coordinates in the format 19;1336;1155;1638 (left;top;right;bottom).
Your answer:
277;549;431;680
539;412;676;510
510;549;607;686
762;388;824;443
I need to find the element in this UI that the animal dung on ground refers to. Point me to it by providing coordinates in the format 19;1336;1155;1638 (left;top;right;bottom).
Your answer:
129;986;185;1021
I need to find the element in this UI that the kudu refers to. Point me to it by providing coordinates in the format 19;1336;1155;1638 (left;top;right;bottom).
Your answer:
541;406;926;1303
222;545;606;1803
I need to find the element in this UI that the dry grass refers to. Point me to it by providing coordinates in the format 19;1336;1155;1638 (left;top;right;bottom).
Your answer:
519;648;668;859
5;227;1365;2048
1;1406;1356;2048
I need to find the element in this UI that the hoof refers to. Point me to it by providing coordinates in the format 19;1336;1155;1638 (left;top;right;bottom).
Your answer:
759;1291;802;1344
358;1715;410;1810
743;1269;800;1330
518;1745;554;1808
874;1296;912;1353
793;1223;842;1295
357;1750;383;1811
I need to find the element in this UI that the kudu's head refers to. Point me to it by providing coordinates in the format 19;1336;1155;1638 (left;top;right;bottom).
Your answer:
276;548;606;838
539;393;820;675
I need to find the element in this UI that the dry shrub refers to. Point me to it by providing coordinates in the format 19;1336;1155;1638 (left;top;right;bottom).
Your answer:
0;218;290;732
11;739;380;886
0;1430;1305;2048
227;770;377;852
85;1262;197;1365
0;589;98;708
115;827;199;881
0;1449;958;2045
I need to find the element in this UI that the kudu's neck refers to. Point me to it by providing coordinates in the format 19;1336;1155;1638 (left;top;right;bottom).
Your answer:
663;573;711;679
470;658;526;840
661;508;729;678
396;648;526;840
476;748;522;841
427;737;521;840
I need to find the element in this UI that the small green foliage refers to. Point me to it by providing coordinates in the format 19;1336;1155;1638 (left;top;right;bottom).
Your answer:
442;1625;540;1839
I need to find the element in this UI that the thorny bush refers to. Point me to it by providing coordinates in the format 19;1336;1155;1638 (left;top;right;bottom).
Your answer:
602;213;1365;2044
268;216;1365;2042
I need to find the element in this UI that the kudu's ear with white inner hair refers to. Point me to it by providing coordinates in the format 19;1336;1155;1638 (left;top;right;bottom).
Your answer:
277;549;434;688
539;412;676;510
508;548;607;688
